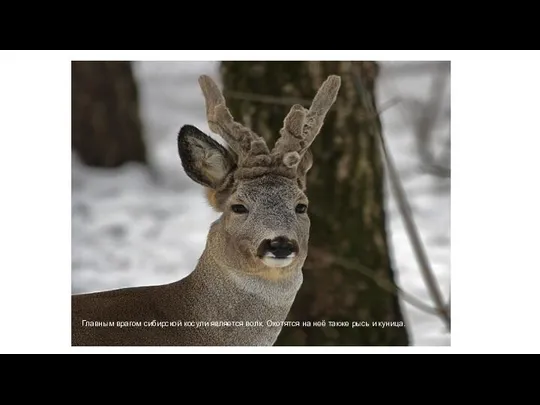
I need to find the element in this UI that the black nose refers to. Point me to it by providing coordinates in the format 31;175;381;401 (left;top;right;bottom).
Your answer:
258;236;298;259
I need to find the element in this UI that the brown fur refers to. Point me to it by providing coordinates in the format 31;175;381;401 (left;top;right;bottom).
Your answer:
205;188;220;211
71;74;341;346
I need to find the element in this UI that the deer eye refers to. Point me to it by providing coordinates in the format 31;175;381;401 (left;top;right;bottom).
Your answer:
231;204;248;214
295;204;308;214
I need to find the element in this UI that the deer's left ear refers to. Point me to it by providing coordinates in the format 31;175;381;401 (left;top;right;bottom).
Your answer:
178;125;235;189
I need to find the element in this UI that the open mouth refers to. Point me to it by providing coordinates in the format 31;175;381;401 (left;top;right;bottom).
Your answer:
261;252;297;268
257;237;299;268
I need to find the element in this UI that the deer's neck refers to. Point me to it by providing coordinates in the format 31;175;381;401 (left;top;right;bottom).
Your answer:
171;220;303;345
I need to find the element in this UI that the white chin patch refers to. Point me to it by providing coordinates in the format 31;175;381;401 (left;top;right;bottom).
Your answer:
261;253;296;268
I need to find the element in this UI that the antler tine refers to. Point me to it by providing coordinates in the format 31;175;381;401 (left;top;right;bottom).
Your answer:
273;75;341;166
198;75;267;158
272;104;307;156
302;75;341;151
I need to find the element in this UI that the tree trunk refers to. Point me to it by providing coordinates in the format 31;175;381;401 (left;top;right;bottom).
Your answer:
72;61;147;168
220;61;410;346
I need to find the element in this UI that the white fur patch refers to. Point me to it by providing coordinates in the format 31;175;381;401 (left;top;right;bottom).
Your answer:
262;252;296;268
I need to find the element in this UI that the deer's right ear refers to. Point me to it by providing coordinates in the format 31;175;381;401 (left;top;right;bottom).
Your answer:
178;125;235;189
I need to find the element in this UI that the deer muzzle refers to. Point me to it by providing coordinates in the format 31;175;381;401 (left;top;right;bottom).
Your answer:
257;236;299;268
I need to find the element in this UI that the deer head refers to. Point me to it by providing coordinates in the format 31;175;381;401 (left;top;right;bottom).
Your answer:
177;74;341;273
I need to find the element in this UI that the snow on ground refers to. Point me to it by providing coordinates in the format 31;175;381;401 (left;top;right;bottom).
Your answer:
71;61;451;346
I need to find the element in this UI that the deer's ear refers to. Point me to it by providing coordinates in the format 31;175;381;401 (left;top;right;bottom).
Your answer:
178;125;235;189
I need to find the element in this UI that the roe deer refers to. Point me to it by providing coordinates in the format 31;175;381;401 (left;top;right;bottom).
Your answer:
71;73;341;346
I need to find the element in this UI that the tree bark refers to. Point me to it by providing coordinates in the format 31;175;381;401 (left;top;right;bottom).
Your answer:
220;61;410;346
72;61;147;168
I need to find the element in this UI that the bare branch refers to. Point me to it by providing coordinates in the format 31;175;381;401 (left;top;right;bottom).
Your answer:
381;61;450;77
422;129;451;178
385;63;451;178
331;256;442;316
352;71;451;332
378;97;402;114
422;163;451;178
413;63;449;166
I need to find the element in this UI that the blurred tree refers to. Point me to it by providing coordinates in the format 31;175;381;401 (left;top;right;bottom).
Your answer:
72;61;147;168
220;61;409;346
